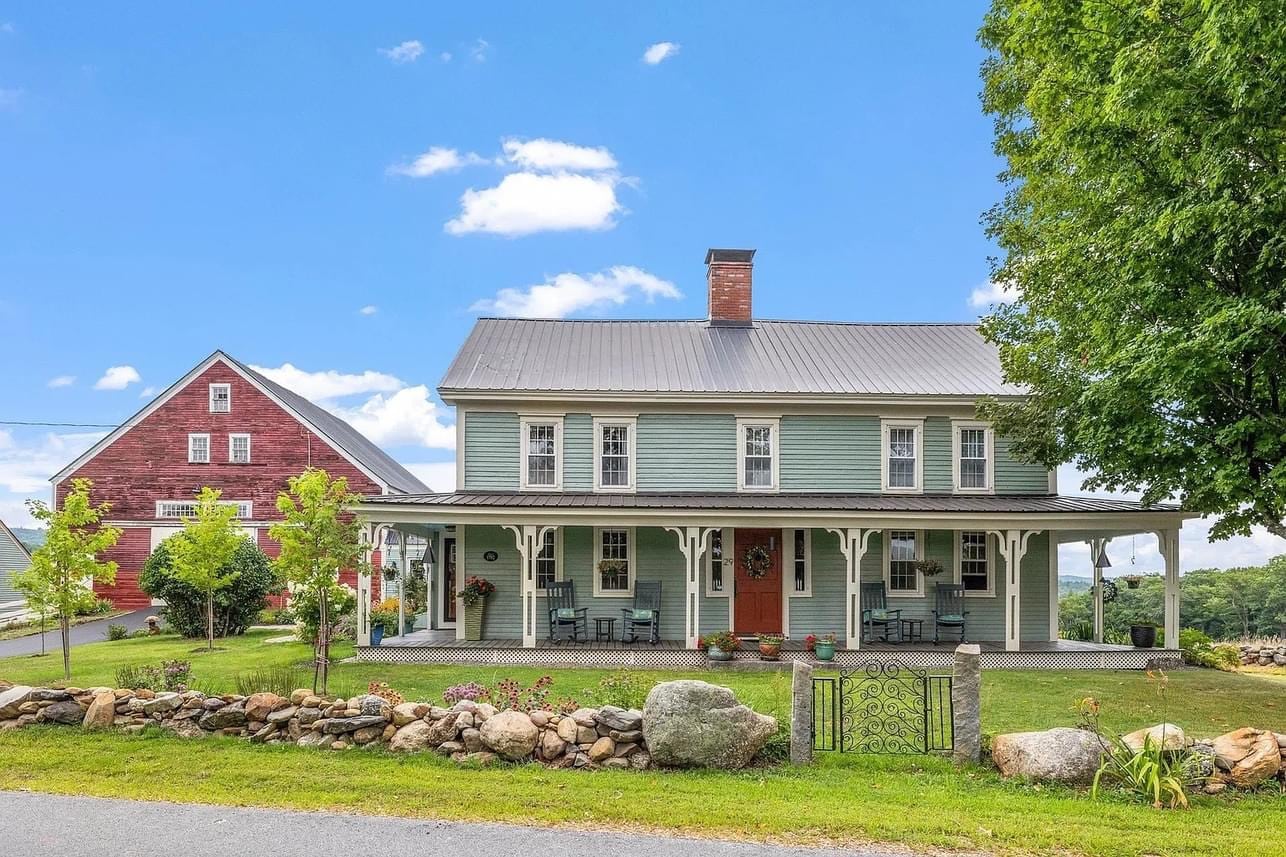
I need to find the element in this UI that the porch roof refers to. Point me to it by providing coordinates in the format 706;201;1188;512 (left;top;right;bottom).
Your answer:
358;491;1189;536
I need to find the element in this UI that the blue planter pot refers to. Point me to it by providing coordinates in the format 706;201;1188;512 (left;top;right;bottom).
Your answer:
371;624;385;646
814;641;836;661
706;646;734;662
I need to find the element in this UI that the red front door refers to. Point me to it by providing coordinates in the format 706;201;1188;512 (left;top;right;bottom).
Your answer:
733;528;782;636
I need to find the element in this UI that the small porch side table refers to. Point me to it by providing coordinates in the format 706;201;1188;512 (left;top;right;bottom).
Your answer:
593;617;617;642
899;618;924;643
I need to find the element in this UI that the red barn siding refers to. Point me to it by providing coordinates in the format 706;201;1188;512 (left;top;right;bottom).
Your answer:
60;358;387;608
95;528;154;609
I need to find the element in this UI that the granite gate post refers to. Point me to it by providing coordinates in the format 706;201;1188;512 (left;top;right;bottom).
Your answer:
790;660;813;764
952;643;982;764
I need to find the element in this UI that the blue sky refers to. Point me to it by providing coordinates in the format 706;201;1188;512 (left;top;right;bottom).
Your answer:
1;4;1281;570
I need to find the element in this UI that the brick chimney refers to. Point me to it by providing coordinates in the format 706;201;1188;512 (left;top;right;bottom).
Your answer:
705;248;755;326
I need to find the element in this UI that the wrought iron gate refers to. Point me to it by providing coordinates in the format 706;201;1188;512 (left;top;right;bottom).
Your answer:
813;661;953;754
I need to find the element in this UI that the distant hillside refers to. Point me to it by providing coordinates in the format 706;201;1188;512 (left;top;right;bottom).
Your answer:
1059;574;1093;596
9;527;45;553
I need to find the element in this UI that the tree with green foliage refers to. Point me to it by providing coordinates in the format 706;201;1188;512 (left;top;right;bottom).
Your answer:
166;487;247;651
10;566;56;656
269;468;366;694
15;479;121;679
978;1;1286;541
141;535;280;640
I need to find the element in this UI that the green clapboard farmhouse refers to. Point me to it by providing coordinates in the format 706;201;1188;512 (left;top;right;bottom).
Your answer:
357;249;1192;669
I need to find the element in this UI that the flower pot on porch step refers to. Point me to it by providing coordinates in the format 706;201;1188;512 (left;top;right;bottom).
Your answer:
370;624;385;646
463;601;486;641
814;640;836;662
706;646;733;662
1129;623;1157;648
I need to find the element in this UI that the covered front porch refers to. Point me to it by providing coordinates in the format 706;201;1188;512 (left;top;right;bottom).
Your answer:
355;492;1191;670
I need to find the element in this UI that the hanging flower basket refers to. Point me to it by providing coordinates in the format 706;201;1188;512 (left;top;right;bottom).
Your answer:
1122;575;1143;590
1100;579;1119;604
914;558;945;578
742;545;772;579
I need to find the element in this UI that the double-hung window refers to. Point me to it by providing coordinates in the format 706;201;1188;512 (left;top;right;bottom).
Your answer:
885;529;923;596
953;422;993;493
188;433;210;464
593;417;635;491
594;527;634;597
737;418;779;491
519;416;562;490
209;383;231;413
789;528;811;595
706;528;728;595
882;420;923;492
958;531;992;595
229;433;251;464
535;528;559;593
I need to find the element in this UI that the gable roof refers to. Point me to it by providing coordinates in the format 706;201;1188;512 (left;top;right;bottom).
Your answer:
52;351;428;494
439;319;1024;399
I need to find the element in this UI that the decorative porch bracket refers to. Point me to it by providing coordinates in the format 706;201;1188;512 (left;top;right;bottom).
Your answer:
1155;528;1180;648
664;526;716;649
1087;537;1110;643
825;527;878;650
503;524;556;648
988;529;1041;652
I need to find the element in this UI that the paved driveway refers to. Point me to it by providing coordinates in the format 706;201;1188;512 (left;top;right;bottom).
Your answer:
0;609;152;659
0;792;919;857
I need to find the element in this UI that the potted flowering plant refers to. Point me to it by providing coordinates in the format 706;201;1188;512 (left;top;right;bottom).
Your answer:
814;632;837;662
458;576;496;641
368;599;398;646
803;633;817;652
705;630;739;661
914;558;945;579
758;633;784;660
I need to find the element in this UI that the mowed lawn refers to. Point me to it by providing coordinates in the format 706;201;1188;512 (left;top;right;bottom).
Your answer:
2;632;1285;857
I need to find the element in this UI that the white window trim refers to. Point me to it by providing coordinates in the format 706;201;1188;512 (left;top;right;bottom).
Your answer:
951;421;995;494
705;527;733;598
592;416;637;492
880;419;924;494
533;528;564;597
228;433;251;464
156;499;253;519
954;530;996;598
736;417;780;492
518;415;564;491
187;433;210;464
592;526;635;598
783;527;812;597
208;383;231;413
883;528;925;597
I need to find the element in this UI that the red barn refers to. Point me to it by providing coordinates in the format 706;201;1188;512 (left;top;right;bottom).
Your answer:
51;351;427;608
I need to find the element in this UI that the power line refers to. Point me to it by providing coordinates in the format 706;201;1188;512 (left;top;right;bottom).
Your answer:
0;416;117;427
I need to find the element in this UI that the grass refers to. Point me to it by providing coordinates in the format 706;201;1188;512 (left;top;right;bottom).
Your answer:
3;631;1286;856
0;610;129;642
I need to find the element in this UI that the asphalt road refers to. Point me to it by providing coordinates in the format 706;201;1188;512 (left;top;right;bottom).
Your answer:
0;609;153;659
0;792;919;857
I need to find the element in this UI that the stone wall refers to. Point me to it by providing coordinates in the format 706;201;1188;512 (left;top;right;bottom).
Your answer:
1238;642;1286;667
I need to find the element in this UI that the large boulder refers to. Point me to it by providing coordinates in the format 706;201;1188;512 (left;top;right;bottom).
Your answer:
389;720;435;752
0;686;32;719
479;709;539;760
642;680;777;769
36;700;85;725
82;692;117;730
1121;723;1186;753
244;692;287;722
991;728;1105;784
1212;727;1282;788
199;701;247;730
423;712;461;746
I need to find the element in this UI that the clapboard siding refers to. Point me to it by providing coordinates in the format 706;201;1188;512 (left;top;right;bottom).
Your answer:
923;417;954;492
789;529;845;637
995;436;1051;494
563;414;593;491
463;412;520;491
0;522;33;605
460;525;522;637
636;414;737;491
780;416;879;491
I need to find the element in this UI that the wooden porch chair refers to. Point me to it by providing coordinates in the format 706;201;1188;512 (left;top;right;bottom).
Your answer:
933;583;969;643
861;582;901;643
621;581;662;645
546;581;588;643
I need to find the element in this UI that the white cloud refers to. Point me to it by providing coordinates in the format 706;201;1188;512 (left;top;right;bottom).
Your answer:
969;279;1019;308
0;88;21;110
642;42;680;65
379;40;424;64
501;138;617;172
359;305;378;316
403;461;456;494
472;265;681;319
439;52;452;63
249;363;403;401
138;386;157;399
387;146;487;178
446;171;624;237
0;429;104;495
470;39;490;62
325;386;455;449
93;365;140;390
46;375;75;389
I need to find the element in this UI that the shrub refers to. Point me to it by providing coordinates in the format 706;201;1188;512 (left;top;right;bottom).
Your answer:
115;659;192;692
756;720;792;764
1179;628;1241;671
79;597;114;616
140;539;282;639
106;623;129;641
588;669;649;710
370;597;400;633
257;606;296;626
292;582;357;644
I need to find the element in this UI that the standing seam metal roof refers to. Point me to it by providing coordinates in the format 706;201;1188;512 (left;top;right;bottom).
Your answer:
439;319;1024;397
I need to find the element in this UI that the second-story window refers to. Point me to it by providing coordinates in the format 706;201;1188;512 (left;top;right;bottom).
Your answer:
594;418;635;490
209;383;231;413
954;422;993;493
882;419;923;492
229;433;251;464
188;433;210;464
520;417;562;490
737;418;778;490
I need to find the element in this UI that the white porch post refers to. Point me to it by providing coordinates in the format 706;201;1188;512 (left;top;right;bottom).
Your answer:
1156;528;1181;648
504;524;555;648
990;529;1041;652
826;528;878;651
1088;537;1109;644
665;526;715;649
357;523;387;647
396;532;408;639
